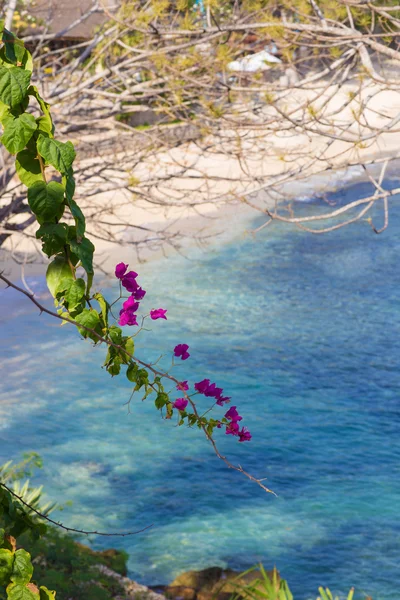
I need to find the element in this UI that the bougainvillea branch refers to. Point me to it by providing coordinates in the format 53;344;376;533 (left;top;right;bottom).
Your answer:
0;272;275;497
0;18;277;600
0;34;277;580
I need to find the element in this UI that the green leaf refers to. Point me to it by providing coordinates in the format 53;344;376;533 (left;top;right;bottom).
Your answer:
155;392;169;410
0;99;9;121
68;198;85;239
69;237;94;274
55;277;74;297
46;256;74;297
0;66;30;108
134;368;149;391
1;29;32;71
126;363;139;383
37;135;75;174
62;169;86;239
65;278;86;310
15;150;43;187
122;336;134;361
346;589;354;600
10;549;33;585
28;181;65;224
86;271;94;297
74;308;101;340
39;586;56;600
108;325;122;345
0;528;4;545
188;414;197;426
36;223;68;258
0;548;13;586
107;356;122;376
28;86;53;136
6;582;40;600
1;113;37;154
93;293;109;327
63;169;75;203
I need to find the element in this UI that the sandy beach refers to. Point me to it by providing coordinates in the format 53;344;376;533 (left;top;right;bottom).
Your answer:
1;74;400;281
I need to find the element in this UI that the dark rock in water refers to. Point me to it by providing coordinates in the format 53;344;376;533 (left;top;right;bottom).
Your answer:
164;566;280;600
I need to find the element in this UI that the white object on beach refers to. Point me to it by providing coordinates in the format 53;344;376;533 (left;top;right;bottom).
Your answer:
228;47;282;73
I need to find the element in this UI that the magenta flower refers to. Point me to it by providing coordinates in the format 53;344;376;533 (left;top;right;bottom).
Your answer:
115;262;128;279
123;296;140;312
216;395;231;406
132;286;146;300
194;378;227;402
174;343;190;360
225;421;240;436
173;398;188;411
150;308;167;320
118;310;138;327
204;383;223;398
176;381;189;391
121;271;139;292
225;406;242;423
194;379;211;394
238;427;252;442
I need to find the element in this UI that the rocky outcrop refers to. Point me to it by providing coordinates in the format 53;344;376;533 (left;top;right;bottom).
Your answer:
92;562;279;600
164;566;280;600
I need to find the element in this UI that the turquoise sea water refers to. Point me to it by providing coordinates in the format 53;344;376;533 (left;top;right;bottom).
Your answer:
1;180;400;600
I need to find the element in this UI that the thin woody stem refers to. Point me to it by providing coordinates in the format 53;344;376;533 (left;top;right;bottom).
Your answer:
0;482;153;537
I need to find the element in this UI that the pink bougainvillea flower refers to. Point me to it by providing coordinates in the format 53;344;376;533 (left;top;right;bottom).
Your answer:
225;421;240;436
174;343;190;360
176;381;189;392
224;406;242;423
122;296;140;312
132;286;146;300
238;427;252;442
150;308;167;320
173;398;188;411
194;379;227;402
121;271;139;292
118;309;138;327
194;379;211;394
204;383;223;398
216;395;231;406
115;262;128;279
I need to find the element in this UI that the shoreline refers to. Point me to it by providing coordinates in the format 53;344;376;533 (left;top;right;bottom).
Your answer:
1;152;399;286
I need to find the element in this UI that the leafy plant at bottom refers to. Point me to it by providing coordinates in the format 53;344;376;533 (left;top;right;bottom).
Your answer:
225;564;358;600
0;457;57;599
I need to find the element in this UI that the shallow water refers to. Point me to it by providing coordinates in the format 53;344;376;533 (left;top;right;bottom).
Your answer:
1;180;399;600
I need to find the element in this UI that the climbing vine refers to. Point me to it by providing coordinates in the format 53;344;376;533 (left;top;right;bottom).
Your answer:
0;20;272;599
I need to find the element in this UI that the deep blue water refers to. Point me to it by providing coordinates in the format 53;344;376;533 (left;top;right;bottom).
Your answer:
1;180;399;600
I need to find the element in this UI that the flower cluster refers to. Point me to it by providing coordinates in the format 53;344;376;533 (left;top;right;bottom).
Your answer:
194;379;231;406
115;263;146;299
224;405;251;441
114;264;251;442
115;263;167;326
